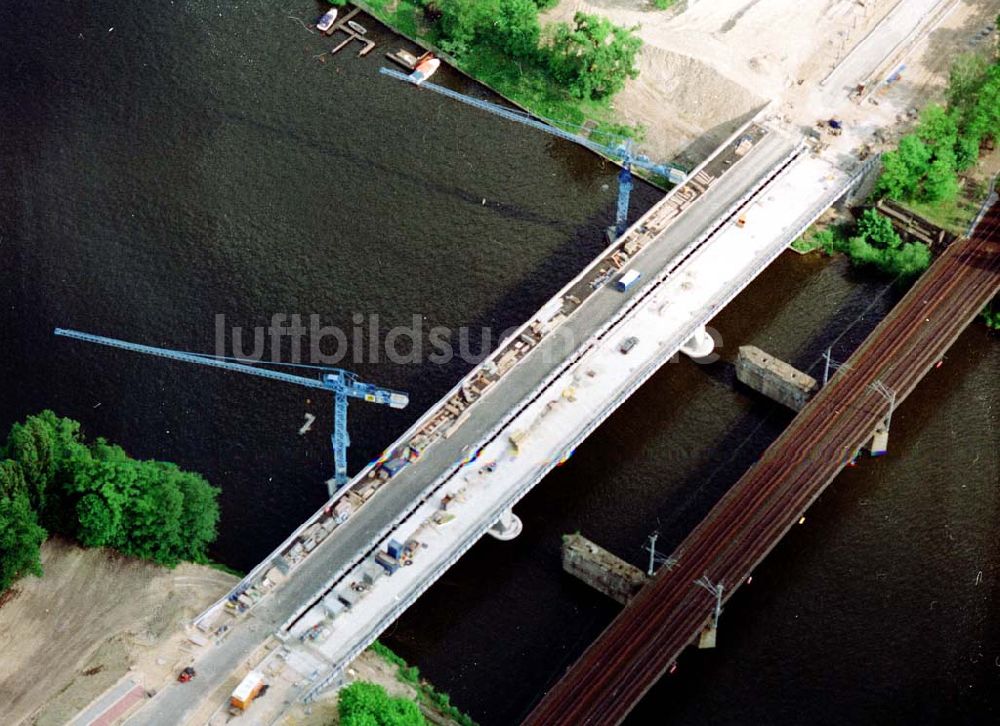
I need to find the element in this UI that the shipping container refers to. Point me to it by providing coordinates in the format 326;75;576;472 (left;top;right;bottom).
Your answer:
615;270;641;292
387;539;404;559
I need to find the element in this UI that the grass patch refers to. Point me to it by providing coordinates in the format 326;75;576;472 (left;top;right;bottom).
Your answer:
791;223;850;254
902;179;987;236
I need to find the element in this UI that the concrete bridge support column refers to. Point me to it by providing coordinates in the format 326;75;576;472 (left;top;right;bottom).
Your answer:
869;416;891;456
680;325;715;360
488;508;523;541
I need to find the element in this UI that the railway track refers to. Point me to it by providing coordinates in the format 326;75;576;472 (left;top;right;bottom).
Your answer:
523;204;1000;725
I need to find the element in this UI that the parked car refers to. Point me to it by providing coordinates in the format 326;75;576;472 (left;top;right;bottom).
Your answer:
619;336;639;354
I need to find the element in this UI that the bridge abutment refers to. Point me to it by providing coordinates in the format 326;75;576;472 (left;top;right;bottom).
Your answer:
561;533;648;605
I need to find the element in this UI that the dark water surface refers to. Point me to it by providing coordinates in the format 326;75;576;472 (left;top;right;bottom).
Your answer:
1;1;656;571
2;3;997;725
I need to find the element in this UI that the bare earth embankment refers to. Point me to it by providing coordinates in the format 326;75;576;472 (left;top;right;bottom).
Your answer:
542;0;985;164
0;538;237;726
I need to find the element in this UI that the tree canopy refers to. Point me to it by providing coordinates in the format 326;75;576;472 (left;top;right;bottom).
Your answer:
0;411;221;592
338;681;426;726
545;13;642;100
877;55;1000;205
0;462;46;591
420;2;642;102
845;209;931;278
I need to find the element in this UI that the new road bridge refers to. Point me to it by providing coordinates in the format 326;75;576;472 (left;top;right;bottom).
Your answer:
124;121;878;724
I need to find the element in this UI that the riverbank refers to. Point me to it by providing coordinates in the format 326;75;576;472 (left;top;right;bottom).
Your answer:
279;642;474;726
355;1;640;138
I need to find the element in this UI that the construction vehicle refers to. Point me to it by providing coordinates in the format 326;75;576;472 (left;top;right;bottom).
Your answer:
229;670;266;714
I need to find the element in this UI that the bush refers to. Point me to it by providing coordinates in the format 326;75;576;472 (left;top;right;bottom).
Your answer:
982;297;1000;330
841;210;930;278
338;681;426;726
367;641;478;726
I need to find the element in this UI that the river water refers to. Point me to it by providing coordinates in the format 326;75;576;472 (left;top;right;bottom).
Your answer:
2;3;997;725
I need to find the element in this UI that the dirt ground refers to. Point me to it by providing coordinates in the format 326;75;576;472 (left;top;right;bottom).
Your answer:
544;0;1000;165
0;538;237;726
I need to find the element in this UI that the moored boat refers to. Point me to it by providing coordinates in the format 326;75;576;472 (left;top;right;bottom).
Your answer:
317;7;338;33
410;55;441;86
347;20;367;35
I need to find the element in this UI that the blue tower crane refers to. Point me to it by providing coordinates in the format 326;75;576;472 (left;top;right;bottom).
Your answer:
54;328;409;495
380;66;686;239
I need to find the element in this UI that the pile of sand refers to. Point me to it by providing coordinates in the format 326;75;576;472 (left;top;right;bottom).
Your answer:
613;44;765;165
543;0;904;163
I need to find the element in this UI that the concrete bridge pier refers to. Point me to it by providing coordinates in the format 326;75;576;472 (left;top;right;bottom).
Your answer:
488;508;523;541
680;325;715;359
868;416;890;456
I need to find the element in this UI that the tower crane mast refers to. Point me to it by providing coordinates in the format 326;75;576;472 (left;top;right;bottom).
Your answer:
55;328;409;495
380;66;686;239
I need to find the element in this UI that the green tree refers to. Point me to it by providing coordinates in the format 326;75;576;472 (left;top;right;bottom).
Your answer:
948;53;990;111
846;235;885;268
494;0;542;57
64;441;218;566
885;241;932;277
432;0;542;58
338;681;426;726
0;484;46;590
342;713;380;726
546;13;642;100
3;410;85;513
75;492;120;548
856;209;902;250
922;150;959;203
876;134;931;201
172;467;221;562
0;411;221;579
0;459;27;499
916;105;958;154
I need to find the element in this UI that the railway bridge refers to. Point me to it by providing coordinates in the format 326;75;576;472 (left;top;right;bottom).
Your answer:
523;203;1000;725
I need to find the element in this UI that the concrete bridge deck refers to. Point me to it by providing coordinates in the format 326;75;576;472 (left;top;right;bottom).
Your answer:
523;204;1000;725
126;126;825;724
